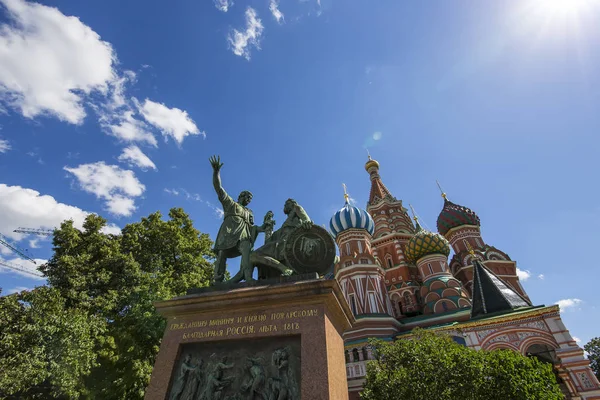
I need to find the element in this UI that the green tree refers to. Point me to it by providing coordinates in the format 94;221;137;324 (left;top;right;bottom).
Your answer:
35;208;214;399
0;287;101;399
584;337;600;380
361;329;563;400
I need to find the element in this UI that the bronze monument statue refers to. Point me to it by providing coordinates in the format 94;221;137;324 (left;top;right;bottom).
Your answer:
209;156;336;285
210;155;268;283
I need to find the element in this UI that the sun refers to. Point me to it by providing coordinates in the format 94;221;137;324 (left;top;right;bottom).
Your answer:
528;0;598;18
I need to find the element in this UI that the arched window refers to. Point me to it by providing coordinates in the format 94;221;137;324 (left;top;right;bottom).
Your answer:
345;350;350;363
352;348;360;362
357;241;363;254
362;347;369;361
387;257;393;269
427;263;434;275
403;292;412;308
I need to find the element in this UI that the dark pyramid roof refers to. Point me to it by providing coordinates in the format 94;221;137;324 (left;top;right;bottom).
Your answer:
471;259;531;319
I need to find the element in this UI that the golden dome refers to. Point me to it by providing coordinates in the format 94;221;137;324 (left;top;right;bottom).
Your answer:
405;229;451;264
365;156;379;172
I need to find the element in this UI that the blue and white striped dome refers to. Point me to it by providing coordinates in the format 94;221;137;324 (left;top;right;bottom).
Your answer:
330;200;375;238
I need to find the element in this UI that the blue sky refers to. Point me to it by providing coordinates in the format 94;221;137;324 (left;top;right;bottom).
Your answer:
0;0;599;345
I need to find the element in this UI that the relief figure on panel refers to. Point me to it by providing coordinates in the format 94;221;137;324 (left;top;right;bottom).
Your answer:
241;356;268;400
269;347;299;400
170;354;204;400
201;355;235;400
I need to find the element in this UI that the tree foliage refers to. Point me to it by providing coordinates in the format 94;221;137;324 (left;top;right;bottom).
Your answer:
361;329;563;400
0;208;214;399
585;337;600;380
0;287;101;399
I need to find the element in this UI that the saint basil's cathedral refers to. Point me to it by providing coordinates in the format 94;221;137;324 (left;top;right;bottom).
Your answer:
329;157;600;400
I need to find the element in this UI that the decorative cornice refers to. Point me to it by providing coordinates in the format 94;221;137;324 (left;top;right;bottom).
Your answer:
438;305;559;331
446;224;481;240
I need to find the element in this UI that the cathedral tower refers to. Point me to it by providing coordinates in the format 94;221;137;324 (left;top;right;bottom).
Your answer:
404;215;471;314
364;157;421;317
436;189;529;300
331;186;392;317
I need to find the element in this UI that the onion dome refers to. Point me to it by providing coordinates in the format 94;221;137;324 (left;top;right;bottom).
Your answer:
436;199;480;236
365;155;380;172
330;189;375;238
405;222;451;263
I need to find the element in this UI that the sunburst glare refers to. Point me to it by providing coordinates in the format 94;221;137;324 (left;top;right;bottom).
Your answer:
522;0;600;25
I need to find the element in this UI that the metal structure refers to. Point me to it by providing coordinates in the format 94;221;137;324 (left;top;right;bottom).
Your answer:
0;259;43;278
0;233;37;264
0;228;51;278
13;227;54;237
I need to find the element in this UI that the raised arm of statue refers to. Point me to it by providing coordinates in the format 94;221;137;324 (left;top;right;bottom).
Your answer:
209;155;231;206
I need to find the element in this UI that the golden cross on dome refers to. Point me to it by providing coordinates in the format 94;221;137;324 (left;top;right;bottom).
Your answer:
409;204;419;222
436;180;448;200
342;183;349;202
366;148;371;160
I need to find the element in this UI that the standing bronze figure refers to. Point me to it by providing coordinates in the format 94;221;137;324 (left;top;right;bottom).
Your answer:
210;155;269;283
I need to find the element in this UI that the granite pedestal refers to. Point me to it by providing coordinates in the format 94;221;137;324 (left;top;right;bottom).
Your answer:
145;277;355;400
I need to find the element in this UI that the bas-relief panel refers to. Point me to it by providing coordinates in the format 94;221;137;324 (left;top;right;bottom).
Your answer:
168;335;300;400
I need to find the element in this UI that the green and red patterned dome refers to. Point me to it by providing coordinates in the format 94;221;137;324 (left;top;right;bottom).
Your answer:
405;224;451;263
436;199;480;236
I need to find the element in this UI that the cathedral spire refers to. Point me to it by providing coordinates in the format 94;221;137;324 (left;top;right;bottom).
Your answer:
409;204;422;232
342;183;350;204
365;155;394;206
436;180;448;201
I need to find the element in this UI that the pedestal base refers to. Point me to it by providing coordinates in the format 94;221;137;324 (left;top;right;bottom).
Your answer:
145;278;354;400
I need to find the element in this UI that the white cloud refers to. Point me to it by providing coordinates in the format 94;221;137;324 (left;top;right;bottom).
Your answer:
269;0;284;24
164;188;223;219
0;0;116;124
136;99;202;145
0;257;46;281
206;201;224;219
0;0;196;154
181;189;201;201
4;286;32;295
118;145;156;170
102;224;121;235
0;184;120;242
538;274;545;280
64;162;145;217
108;70;136;110
556;298;583;312
214;0;233;12
228;7;264;61
0;138;10;153
101;110;157;147
94;71;160;147
516;268;531;281
573;336;581;344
